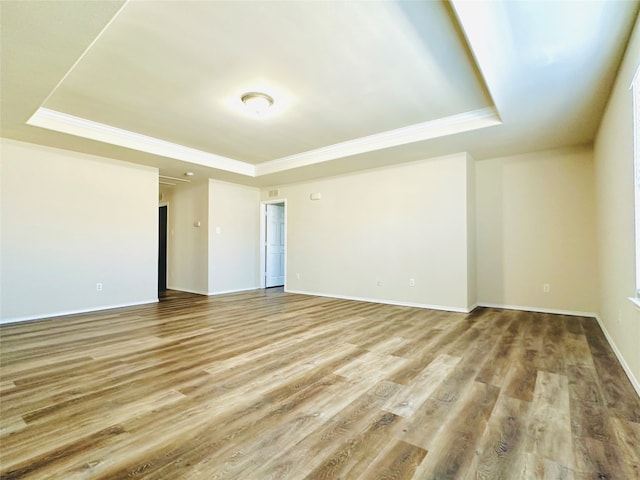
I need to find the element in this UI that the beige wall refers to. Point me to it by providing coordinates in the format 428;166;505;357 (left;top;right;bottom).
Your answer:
208;179;260;294
157;180;260;296
267;147;596;314
594;14;640;390
466;154;477;308
166;182;209;294
0;138;158;322
476;147;598;314
262;154;476;311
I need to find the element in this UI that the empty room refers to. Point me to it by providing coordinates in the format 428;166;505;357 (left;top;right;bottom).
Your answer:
1;1;639;479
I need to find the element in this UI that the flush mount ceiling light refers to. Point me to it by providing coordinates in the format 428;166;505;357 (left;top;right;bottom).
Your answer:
241;92;274;116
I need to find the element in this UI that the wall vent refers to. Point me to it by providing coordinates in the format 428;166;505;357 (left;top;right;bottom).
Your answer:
268;189;279;198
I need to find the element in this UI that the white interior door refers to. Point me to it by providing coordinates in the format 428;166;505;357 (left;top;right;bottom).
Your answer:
265;204;285;287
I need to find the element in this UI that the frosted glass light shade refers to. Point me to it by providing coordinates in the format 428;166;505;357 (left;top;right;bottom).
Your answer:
241;92;274;115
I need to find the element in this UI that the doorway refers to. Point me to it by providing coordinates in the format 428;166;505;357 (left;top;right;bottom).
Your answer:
158;205;168;294
261;201;286;288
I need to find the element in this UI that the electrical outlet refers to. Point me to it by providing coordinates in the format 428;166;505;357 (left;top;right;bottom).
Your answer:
377;280;383;287
96;283;103;292
296;273;301;280
409;278;415;287
543;283;550;293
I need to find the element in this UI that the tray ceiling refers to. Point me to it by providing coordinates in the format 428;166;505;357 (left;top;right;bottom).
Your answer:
1;0;638;186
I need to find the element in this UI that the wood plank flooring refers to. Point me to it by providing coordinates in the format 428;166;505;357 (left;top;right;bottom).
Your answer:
1;289;639;479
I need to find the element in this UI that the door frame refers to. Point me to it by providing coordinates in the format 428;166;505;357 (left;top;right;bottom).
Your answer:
260;199;287;289
158;202;169;294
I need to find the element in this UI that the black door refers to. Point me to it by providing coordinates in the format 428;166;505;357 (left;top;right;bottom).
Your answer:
158;205;167;293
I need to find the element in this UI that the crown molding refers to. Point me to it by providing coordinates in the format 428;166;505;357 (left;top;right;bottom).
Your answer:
27;106;501;178
27;108;255;176
255;106;501;176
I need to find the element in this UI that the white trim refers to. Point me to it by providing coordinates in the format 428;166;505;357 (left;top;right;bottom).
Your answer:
166;286;209;295
0;299;158;325
629;61;640;90
628;296;640;309
285;289;472;313
27;106;501;179
162;286;261;296
207;287;260;296
594;314;640;399
632;67;640;295
477;302;597;318
27;108;255;177
255;107;501;176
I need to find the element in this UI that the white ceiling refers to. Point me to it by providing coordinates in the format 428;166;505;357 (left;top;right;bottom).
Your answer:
1;0;638;187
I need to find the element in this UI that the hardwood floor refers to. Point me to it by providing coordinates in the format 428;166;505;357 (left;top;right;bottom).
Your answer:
1;289;639;479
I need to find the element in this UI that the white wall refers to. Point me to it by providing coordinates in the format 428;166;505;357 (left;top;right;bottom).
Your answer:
166;181;209;294
594;14;640;390
476;147;598;314
262;154;476;312
0;138;158;322
208;179;260;294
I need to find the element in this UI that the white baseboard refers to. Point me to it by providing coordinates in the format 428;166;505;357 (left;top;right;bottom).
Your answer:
477;303;597;318
468;302;479;312
166;286;209;295
207;286;260;296
593;314;640;399
0;299;159;325
285;289;473;313
167;286;261;296
168;286;260;296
